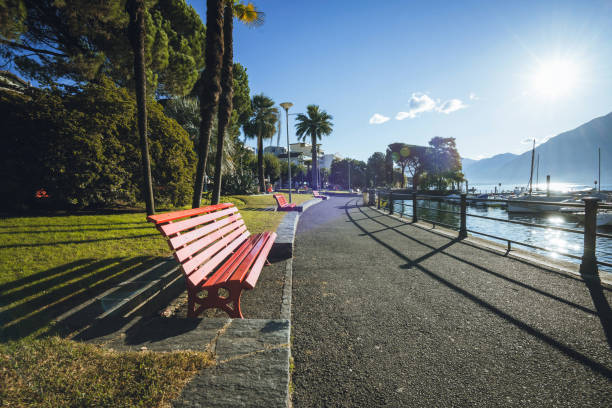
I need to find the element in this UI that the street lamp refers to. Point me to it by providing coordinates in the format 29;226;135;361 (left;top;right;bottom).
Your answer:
280;102;293;203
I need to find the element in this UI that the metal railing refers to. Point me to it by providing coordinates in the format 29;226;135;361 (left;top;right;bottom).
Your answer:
370;189;612;273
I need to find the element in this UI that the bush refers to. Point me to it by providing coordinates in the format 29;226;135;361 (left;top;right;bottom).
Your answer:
0;78;195;210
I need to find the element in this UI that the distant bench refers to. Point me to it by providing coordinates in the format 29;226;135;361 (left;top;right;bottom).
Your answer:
312;190;328;200
273;194;301;211
147;203;277;318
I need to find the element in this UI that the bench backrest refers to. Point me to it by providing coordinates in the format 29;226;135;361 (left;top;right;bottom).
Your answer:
273;194;287;206
147;203;250;287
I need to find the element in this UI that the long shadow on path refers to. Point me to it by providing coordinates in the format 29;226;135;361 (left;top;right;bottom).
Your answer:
345;200;612;379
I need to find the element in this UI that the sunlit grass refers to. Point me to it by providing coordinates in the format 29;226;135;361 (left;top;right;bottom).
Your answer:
0;193;305;406
0;336;213;408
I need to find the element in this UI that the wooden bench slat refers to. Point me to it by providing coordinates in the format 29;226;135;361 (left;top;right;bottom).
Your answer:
169;213;242;251
182;225;248;275
148;203;276;318
175;218;245;263
147;203;234;224
229;232;272;287
242;232;277;289
160;207;238;236
187;230;250;287
203;235;259;288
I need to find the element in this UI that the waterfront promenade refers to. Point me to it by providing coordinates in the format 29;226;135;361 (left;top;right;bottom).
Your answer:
291;196;612;407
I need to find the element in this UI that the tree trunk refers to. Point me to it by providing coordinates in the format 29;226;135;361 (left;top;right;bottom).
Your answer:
257;129;265;192
127;0;154;216
311;135;318;189
400;164;407;188
192;0;224;208
211;3;233;205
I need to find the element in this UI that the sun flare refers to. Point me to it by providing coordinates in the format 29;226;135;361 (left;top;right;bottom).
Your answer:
530;58;580;98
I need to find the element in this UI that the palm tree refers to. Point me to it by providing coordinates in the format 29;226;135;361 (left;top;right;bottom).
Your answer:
243;94;278;192
211;1;263;205
127;0;154;215
295;105;334;190
192;0;224;208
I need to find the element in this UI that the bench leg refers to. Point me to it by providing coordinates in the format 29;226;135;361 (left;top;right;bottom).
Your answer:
187;284;245;319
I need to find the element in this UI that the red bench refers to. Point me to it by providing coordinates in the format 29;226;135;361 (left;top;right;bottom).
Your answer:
147;203;277;318
273;193;298;211
312;190;328;200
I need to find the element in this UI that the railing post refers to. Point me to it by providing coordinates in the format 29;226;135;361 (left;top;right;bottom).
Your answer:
459;193;467;239
580;197;599;275
377;190;381;209
388;190;394;215
368;189;376;206
412;192;418;222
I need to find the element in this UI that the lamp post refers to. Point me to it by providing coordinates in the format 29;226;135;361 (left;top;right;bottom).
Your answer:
280;102;293;203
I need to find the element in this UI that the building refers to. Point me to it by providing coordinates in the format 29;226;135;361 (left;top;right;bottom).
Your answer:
319;153;342;170
263;146;286;156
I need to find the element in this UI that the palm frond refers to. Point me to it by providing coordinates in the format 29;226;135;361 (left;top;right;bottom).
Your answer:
233;2;265;27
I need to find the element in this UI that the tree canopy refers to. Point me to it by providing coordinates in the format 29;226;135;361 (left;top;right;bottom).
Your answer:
1;0;205;96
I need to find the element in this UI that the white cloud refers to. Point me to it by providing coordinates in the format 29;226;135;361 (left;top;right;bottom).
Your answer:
369;113;390;124
437;99;467;114
469;92;479;100
395;93;437;120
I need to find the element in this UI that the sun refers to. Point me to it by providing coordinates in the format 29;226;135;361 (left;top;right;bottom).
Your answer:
530;58;580;98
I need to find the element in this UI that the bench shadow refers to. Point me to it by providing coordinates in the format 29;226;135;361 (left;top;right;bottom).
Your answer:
241;207;275;211
0;233;159;249
0;256;164;341
344;202;612;379
0;225;153;235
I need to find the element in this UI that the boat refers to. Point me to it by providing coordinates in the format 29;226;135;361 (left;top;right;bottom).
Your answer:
445;194;461;203
506;140;573;213
560;210;612;227
507;194;573;213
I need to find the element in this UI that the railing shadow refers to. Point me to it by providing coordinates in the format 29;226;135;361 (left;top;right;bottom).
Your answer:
580;271;612;348
360;206;601;316
0;256;162;341
344;201;612;378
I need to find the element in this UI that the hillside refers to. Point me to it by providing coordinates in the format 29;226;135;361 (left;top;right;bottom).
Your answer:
463;112;612;185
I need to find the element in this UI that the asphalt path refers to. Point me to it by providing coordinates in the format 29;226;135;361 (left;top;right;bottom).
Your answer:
291;196;612;407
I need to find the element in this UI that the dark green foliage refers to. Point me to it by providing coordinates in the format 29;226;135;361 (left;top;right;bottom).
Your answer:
330;158;366;189
231;63;252;135
263;153;281;183
0;78;195;210
1;0;205;96
221;171;257;195
387;143;427;189
422;136;463;190
366;152;386;187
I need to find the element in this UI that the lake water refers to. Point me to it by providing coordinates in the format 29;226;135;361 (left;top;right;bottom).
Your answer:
394;199;612;273
469;182;612;194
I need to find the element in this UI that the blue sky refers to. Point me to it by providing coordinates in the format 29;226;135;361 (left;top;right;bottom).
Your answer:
198;1;612;161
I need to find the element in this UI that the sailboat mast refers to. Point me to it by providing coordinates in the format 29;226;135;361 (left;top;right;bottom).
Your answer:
536;153;540;190
528;139;535;196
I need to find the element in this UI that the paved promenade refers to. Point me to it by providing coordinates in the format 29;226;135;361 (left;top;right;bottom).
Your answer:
291;196;612;407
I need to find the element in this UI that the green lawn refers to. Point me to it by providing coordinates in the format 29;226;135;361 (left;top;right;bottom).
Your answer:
0;193;307;407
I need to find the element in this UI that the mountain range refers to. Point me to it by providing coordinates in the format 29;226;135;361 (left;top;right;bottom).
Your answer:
462;112;612;186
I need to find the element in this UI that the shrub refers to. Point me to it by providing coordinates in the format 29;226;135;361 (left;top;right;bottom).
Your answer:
0;78;195;210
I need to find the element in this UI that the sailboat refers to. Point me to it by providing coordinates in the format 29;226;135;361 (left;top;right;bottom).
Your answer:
507;140;571;213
